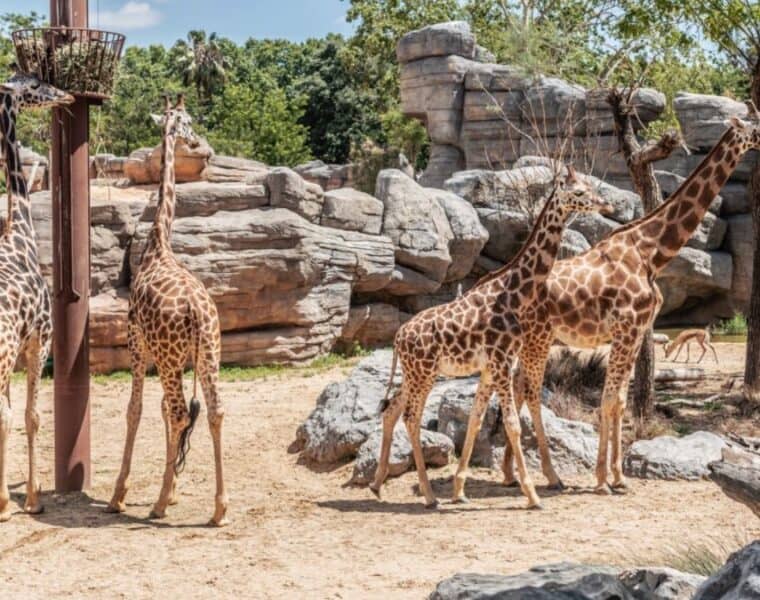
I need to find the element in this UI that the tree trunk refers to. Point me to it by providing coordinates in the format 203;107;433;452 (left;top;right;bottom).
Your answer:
607;88;681;419
743;65;760;409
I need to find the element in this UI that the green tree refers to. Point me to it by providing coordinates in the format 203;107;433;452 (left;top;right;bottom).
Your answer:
171;30;230;110
205;75;311;166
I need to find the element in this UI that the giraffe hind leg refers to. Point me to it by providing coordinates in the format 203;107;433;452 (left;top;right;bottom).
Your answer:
197;336;228;527
369;388;404;499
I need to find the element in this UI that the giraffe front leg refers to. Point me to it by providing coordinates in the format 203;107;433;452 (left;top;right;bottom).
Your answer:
452;378;491;503
23;332;46;514
107;322;147;514
0;386;11;522
369;389;404;499
492;367;541;509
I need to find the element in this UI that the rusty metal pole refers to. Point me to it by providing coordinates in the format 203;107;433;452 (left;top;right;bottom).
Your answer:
50;0;91;492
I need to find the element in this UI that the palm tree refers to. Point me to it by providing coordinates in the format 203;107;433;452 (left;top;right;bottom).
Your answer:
175;30;229;109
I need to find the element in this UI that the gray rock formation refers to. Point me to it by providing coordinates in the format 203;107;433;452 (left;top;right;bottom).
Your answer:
674;92;748;151
351;425;453;485
267;167;325;223
320;187;384;235
694;541;760;600
623;431;727;480
339;303;411;349
376;169;454;283
429;188;489;281
431;563;704;600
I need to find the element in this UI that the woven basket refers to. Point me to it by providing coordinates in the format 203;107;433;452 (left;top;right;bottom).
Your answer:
12;27;125;100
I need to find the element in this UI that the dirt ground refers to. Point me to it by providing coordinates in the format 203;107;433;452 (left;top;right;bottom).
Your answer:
1;344;758;599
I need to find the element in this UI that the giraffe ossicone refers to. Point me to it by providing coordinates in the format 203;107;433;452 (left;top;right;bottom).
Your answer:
0;70;73;523
369;164;612;509
106;94;228;527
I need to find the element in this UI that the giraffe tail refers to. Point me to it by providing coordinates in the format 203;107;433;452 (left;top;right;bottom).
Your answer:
378;346;398;414
175;311;203;475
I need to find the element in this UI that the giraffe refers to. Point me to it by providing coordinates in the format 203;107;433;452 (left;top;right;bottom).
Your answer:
369;166;612;508
106;95;228;526
497;116;760;495
0;69;73;522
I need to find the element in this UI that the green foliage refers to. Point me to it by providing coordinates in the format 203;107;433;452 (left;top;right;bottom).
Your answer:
205;76;312;166
717;312;748;336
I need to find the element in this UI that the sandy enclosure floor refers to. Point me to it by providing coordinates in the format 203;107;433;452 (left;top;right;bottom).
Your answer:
1;347;758;599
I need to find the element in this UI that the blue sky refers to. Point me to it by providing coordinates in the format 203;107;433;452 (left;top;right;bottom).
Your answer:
5;1;355;46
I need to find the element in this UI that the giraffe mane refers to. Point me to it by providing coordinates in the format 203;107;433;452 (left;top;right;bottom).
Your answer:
471;184;560;290
594;124;737;244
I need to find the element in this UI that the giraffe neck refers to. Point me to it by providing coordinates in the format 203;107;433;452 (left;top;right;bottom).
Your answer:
630;127;746;273
476;191;568;295
147;123;177;255
0;93;34;236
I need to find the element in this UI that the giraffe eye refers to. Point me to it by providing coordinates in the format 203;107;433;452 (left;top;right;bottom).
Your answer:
30;81;40;90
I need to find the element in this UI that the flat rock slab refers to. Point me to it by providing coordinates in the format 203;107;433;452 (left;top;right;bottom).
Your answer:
431;563;703;600
624;431;727;480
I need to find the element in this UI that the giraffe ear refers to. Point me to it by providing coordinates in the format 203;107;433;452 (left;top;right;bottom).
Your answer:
150;113;164;126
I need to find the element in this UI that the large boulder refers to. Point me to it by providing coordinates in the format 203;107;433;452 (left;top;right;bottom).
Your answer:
432;564;704;600
657;248;733;315
429;188;489;281
295;160;353;191
339;303;410;349
521;77;587;136
267;167;325;223
694;541;760;600
674;92;748;151
430;564;631;600
204;155;269;184
320;187;384;235
436;380;598;473
141;181;269;221
89;291;130;374
295;351;398;463
623;431;727;480
396;21;476;63
350;425;453;485
124;139;214;184
376;169;454;284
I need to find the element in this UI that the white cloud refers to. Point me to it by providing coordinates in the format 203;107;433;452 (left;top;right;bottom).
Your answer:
97;2;162;31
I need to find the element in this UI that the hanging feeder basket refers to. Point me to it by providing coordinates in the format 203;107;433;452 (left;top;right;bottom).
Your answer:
11;27;125;100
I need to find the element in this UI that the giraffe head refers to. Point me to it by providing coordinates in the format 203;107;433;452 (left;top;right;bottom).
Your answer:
151;94;200;148
555;165;613;216
1;65;74;109
726;110;760;151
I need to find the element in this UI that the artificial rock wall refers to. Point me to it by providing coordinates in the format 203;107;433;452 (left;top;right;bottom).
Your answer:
397;21;757;322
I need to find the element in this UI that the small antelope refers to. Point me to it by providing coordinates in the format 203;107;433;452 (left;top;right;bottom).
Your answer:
664;327;718;364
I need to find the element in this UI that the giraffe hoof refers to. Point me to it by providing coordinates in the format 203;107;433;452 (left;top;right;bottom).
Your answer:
547;480;565;491
611;481;630;494
369;485;382;500
594;484;612;496
148;508;166;520
502;479;520;488
424;499;440;510
452;495;470;505
104;502;125;514
527;503;543;511
209;517;230;528
24;502;44;515
0;509;12;523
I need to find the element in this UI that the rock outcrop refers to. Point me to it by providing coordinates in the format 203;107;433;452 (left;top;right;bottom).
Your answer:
623;431;727;480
